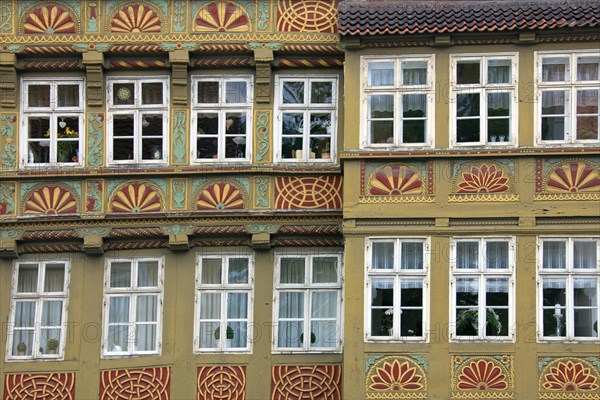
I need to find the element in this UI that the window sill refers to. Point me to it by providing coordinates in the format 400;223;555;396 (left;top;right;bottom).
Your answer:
271;349;342;354
6;356;63;362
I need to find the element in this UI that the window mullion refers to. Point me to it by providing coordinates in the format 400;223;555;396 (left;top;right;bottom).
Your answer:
305;288;311;350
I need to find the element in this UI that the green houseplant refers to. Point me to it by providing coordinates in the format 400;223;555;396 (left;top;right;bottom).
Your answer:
214;326;234;341
16;341;26;356
46;338;59;354
456;309;502;335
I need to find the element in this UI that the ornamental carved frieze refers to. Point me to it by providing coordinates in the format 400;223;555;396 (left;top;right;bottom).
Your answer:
277;0;338;33
194;1;250;33
365;355;428;399
535;158;600;201
451;355;514;399
538;357;600;399
108;2;164;33
195;180;248;211
109;181;164;213
272;365;342;400
449;159;518;202
360;161;434;204
100;367;170;400
21;4;79;35
197;365;246;400
22;184;79;215
275;176;342;209
4;373;75;400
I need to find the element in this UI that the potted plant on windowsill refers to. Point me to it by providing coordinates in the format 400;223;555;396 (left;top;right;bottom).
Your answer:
16;341;26;356
456;309;502;335
214;326;234;348
46;338;59;355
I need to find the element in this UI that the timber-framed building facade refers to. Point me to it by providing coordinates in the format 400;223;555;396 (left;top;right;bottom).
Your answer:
0;1;599;399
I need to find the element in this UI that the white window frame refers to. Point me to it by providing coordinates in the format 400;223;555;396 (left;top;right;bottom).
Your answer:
190;75;253;163
20;78;85;167
535;50;600;145
450;53;518;147
537;237;600;342
102;257;164;357
106;76;169;164
193;253;255;353
450;237;516;342
273;252;343;353
360;55;435;148
6;260;71;361
274;75;338;163
365;237;430;342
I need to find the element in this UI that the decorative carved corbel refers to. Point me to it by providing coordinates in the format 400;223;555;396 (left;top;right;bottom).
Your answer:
0;53;17;108
169;50;189;106
0;238;18;259
82;51;104;108
83;235;104;255
169;234;190;251
254;48;274;103
252;233;271;250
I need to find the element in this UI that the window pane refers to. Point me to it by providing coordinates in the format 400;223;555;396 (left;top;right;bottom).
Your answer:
400;309;423;337
282;136;304;159
456;278;479;305
403;94;426;117
457;60;480;84
310;137;331;159
372;308;392;336
488;59;511;84
280;258;305;284
542;278;566;337
456;242;479;269
28;117;49;140
283;81;304;104
311;291;337;318
488;119;509;142
227;321;248;349
372;242;394;269
113;83;135;105
577;56;599;81
456;308;478;336
278;321;303;348
369;95;393;118
486;241;509;269
403;120;425;143
574;309;597;337
371;279;394;307
14;301;36;327
40;328;61;354
279;292;304;318
57;116;80;163
41;300;63;326
542;241;566;269
110;262;131;287
135;325;156;351
457;93;480;117
109;297;130;323
574;279;597;306
44;264;65;292
486;308;508;336
107;325;128;352
141;115;163;160
28;85;51;107
202;259;222;284
310;320;337;347
57;84;79;107
136;295;157;322
13;331;34;356
310;113;331;136
225;113;247;158
401;242;423;269
17;264;38;292
486;278;509;306
137;261;158;287
542;57;568;82
199;293;221;319
313;257;338;283
199;321;219;348
282;113;304;136
401;279;423;306
311;82;332;104
576;90;599;140
368;62;394;86
574;241;597;269
225;81;247;103
542;116;566;141
402;61;427;85
488;92;510;116
370;121;394;144
227;293;248;319
198;81;219;103
197;113;218;158
141;82;163;105
542;91;566;115
228;258;249;284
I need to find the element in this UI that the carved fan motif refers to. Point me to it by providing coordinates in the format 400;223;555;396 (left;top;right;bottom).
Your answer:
111;4;162;33
111;183;162;213
195;2;250;32
24;186;77;214
23;5;76;34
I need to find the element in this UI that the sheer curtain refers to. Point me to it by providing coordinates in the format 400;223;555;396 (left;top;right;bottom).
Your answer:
457;242;479;269
543;242;566;269
574;241;597;269
574;278;598;337
372;242;394;269
278;291;304;347
199;292;220;349
310;291;337;347
135;295;157;351
401;242;423;269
